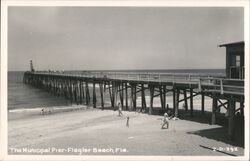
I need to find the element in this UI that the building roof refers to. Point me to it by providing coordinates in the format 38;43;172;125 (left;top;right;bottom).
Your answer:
219;41;244;47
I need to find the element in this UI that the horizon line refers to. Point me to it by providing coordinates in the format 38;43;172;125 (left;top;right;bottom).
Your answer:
8;68;226;72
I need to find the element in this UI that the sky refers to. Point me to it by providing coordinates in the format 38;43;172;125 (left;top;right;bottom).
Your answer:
8;7;244;71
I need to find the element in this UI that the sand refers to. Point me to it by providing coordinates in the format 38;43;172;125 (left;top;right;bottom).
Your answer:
8;105;244;156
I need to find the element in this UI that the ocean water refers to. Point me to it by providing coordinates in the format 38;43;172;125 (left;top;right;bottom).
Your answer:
8;71;70;110
8;69;225;111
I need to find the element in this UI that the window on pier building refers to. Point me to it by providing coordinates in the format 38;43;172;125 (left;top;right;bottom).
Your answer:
236;55;241;67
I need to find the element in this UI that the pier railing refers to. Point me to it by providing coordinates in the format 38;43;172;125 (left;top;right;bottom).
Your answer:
28;71;244;95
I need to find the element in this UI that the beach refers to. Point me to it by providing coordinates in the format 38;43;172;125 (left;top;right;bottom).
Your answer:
8;105;244;156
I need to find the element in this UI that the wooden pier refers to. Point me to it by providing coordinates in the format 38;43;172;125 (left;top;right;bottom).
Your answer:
23;71;244;139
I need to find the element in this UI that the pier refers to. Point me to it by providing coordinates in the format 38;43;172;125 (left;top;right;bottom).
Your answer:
23;71;244;140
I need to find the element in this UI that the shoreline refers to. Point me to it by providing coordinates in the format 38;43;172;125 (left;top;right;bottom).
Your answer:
8;94;228;120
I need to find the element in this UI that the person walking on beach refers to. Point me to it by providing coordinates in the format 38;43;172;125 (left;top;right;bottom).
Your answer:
126;116;130;127
161;113;169;129
118;102;123;117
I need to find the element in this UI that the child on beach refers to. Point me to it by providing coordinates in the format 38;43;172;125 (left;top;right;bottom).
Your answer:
118;102;123;117
40;107;52;115
161;113;169;129
41;108;45;115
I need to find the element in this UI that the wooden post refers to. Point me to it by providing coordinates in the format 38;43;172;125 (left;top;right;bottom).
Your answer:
201;92;205;115
129;84;133;111
211;95;217;125
159;86;163;108
67;81;70;103
113;82;118;110
177;89;180;108
175;89;179;117
79;82;82;104
81;81;85;104
240;102;244;116
133;85;137;110
70;81;73;104
141;84;144;109
75;81;79;104
163;85;166;109
60;80;63;97
55;80;59;97
173;89;176;113
74;82;77;103
56;79;58;96
85;82;90;105
190;88;193;117
83;82;85;104
149;85;154;115
76;81;79;104
99;83;104;110
120;83;124;108
93;82;96;108
59;80;62;97
74;81;77;104
141;84;147;111
183;89;188;111
64;80;68;100
228;99;236;140
104;81;106;92
125;83;128;110
108;81;114;108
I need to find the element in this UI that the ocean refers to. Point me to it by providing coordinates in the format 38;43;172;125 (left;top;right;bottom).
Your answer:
8;69;225;111
8;71;70;110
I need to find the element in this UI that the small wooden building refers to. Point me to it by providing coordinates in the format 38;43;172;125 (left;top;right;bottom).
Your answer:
219;41;245;79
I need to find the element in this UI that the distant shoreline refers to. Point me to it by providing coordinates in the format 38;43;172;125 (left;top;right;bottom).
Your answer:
8;68;226;73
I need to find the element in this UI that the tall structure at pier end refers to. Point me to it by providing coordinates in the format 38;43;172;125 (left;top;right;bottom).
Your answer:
30;60;35;72
219;41;244;79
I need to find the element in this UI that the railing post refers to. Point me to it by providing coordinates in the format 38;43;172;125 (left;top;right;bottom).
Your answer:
228;98;235;140
220;79;224;95
172;74;175;84
198;77;201;92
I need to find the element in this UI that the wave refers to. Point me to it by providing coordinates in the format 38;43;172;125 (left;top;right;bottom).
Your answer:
8;105;88;114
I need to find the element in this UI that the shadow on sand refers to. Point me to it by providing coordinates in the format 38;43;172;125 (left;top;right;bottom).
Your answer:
187;127;243;147
176;109;244;148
